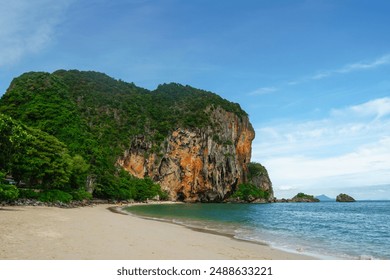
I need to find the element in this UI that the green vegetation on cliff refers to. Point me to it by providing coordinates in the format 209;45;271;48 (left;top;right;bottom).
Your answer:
0;70;247;202
231;183;270;202
247;162;269;181
231;162;272;202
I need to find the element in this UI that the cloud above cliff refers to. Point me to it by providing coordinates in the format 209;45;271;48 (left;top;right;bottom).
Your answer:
314;54;390;79
252;97;390;200
287;54;390;85
248;87;278;96
0;0;72;67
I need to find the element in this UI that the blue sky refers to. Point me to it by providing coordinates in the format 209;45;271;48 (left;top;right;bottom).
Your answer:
1;0;390;199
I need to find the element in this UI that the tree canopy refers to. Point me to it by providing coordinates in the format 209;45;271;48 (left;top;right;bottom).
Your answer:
0;70;248;202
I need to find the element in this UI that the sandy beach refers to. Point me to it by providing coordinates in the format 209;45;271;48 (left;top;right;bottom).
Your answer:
0;204;314;260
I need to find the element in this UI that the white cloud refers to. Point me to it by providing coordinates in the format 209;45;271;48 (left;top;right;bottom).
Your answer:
337;54;390;74
275;185;298;191
310;54;390;81
0;0;73;66
255;98;390;157
331;97;390;119
311;72;330;80
248;87;278;96
252;98;390;199
287;54;390;85
264;137;390;183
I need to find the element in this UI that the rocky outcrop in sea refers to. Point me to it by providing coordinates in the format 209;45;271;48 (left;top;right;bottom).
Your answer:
336;193;356;202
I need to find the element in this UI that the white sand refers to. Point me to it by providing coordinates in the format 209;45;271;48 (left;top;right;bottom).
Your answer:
0;204;314;260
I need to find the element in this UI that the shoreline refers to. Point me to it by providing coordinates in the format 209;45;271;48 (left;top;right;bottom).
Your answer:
116;203;272;243
0;204;316;260
111;205;268;245
117;203;325;259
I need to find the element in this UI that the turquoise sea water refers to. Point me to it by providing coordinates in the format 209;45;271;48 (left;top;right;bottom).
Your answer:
124;201;390;259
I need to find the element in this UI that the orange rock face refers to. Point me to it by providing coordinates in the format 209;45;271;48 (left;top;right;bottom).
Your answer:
117;107;256;202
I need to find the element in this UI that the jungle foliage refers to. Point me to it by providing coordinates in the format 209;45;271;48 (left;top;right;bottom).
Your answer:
232;183;270;202
0;70;245;202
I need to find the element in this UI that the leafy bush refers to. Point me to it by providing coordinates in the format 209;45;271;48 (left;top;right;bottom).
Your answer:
232;183;269;202
0;184;19;202
97;183;135;201
133;177;162;201
0;171;19;201
38;190;73;203
70;188;92;201
18;189;40;199
94;170;167;201
158;189;170;201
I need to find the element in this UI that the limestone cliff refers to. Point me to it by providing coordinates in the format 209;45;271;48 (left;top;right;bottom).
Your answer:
1;70;273;202
117;106;269;202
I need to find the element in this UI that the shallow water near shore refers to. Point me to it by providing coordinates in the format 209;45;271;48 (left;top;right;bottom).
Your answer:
124;201;390;260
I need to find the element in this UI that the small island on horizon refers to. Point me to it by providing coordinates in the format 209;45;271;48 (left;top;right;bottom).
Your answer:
336;193;356;202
